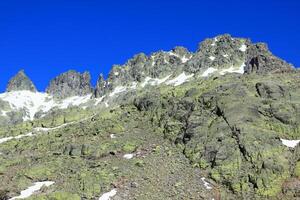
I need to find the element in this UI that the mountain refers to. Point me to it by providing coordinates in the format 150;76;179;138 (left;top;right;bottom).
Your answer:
0;34;299;200
6;70;37;92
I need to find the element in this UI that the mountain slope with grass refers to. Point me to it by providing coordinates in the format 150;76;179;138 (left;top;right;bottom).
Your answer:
0;34;299;200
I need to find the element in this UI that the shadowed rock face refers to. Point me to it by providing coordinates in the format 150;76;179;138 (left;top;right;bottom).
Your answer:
245;43;293;74
46;70;93;99
6;70;37;92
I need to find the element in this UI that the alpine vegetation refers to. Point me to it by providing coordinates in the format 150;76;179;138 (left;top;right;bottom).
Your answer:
0;34;299;199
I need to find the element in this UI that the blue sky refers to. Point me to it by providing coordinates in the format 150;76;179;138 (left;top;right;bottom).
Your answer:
0;0;299;92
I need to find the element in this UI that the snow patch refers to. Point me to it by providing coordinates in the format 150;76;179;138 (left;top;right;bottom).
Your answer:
110;134;116;139
166;72;194;86
123;154;134;159
0;91;93;121
141;75;171;87
59;95;91;109
220;63;245;75
99;189;117;200
109;86;127;97
201;68;218;77
181;55;190;63
9;181;54;200
239;44;247;52
95;96;106;106
201;177;212;190
209;56;215;61
0;121;77;145
280;139;300;148
223;54;229;58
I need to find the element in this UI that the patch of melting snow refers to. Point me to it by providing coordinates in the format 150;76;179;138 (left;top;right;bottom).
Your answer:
181;55;190;63
59;94;92;109
95;95;105;105
109;86;127;97
130;82;138;89
99;189;117;200
0;121;78;145
280;139;300;148
105;102;109;108
209;56;215;61
166;72;194;86
223;54;229;58
123;154;134;159
239;44;247;52
141;75;171;87
220;63;245;75
201;177;212;190
9;181;54;200
110;134;116;139
201;68;218;77
0;91;93;121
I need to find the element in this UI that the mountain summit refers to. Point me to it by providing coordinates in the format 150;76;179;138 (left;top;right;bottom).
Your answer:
6;70;37;92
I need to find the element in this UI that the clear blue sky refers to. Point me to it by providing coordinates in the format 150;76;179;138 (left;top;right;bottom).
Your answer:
0;0;299;92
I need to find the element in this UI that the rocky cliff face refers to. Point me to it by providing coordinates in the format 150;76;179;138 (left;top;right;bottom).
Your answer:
94;34;294;98
6;70;37;92
46;70;93;99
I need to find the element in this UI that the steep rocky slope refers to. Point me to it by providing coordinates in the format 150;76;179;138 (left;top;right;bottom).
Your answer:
0;34;299;199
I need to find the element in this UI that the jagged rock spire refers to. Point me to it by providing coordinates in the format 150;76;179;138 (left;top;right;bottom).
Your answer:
46;70;93;99
6;70;37;92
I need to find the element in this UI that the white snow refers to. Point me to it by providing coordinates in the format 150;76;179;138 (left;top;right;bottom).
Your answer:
109;86;127;97
110;134;116;139
181;55;190;63
9;181;54;200
0;121;77;145
166;72;194;86
141;75;171;87
99;189;117;200
223;54;229;58
114;72;119;76
280;139;300;148
0;91;54;120
220;63;245;75
211;37;218;46
201;68;218;77
0;91;93;121
209;56;215;61
59;95;91;109
168;52;177;57
201;177;212;190
104;102;109;107
239;44;247;52
1;110;8;117
95;95;106;105
123;154;134;159
130;82;138;89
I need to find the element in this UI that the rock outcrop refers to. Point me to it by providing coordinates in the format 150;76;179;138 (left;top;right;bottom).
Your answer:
94;34;294;98
6;70;37;92
46;70;93;99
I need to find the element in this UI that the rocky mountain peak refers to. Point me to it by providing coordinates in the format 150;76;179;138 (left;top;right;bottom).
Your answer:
6;70;37;92
46;70;93;99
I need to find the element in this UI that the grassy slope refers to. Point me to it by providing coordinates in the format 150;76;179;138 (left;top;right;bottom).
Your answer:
1;72;300;199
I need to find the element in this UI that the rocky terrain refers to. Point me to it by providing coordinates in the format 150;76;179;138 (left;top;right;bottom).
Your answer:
0;34;299;199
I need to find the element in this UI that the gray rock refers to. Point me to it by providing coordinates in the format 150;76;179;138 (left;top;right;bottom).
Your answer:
245;43;294;74
6;70;37;92
46;70;93;99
